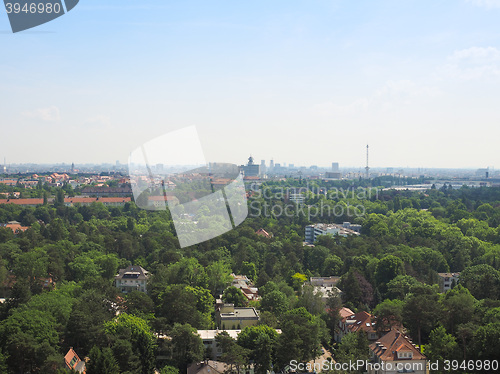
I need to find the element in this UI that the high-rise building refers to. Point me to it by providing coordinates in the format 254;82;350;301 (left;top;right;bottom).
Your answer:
240;156;260;177
269;159;275;172
332;162;339;172
260;160;266;175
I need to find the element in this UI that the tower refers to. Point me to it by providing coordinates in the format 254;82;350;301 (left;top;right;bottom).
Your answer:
365;145;370;179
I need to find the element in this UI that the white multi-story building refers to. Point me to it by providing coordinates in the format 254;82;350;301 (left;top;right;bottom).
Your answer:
437;272;460;292
305;223;360;244
114;265;150;294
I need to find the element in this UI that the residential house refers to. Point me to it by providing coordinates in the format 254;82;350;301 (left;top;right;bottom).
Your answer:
437;272;460;293
308;276;342;305
114;265;150;294
255;228;272;238
215;304;259;329
188;360;256;374
336;311;379;343
64;197;131;207
230;274;259;301
0;198;44;207
64;348;86;373
368;330;427;374
0;221;30;234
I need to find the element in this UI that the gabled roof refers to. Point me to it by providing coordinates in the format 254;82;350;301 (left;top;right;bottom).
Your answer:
115;265;150;281
343;311;376;333
256;228;272;238
370;329;426;362
339;307;355;319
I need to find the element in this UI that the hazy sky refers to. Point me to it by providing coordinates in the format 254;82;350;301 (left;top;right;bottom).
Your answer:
1;0;500;168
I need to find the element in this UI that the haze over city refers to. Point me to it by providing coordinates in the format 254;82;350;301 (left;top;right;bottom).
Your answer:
2;0;500;168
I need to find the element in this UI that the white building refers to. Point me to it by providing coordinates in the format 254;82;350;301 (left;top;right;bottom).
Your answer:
305;223;360;244
114;265;150;294
437;272;460;293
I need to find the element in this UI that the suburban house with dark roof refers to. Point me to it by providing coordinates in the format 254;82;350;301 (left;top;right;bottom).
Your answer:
114;265;150;294
368;329;427;374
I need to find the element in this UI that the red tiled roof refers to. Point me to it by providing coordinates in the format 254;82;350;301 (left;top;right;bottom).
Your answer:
343;311;376;333
256;228;271;238
0;199;44;205
3;223;29;233
370;329;426;361
339;307;355;319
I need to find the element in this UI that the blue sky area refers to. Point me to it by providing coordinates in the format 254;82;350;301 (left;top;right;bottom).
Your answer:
1;0;500;168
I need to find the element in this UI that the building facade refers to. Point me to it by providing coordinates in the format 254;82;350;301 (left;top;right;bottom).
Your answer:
114;265;150;294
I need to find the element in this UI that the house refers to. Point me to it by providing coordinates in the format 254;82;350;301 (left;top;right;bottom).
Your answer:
0;198;44;207
230;274;259;301
0;221;30;234
255;228;272;238
64;197;131;207
437;272;460;293
368;330;427;374
114;265;150;294
336;311;379;343
215;304;259;329
188;360;256;374
308;277;342;305
64;348;86;373
147;195;179;209
81;186;132;197
310;276;341;287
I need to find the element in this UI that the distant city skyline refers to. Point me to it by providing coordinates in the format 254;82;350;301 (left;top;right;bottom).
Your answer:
2;1;500;168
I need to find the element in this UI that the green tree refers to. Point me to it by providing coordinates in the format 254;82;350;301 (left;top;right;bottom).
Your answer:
222;286;247;307
104;313;156;374
385;275;419;300
87;346;120;374
322;255;344;276
440;285;477;334
237;325;278;374
460;264;500;300
241;261;257;282
160;365;180;374
373;299;404;334
260;289;289;317
335;330;370;372
403;284;442;345
375;255;405;293
168;323;204;372
296;284;326;315
215;331;249;372
276;308;325;368
425;325;460;371
206;260;232;296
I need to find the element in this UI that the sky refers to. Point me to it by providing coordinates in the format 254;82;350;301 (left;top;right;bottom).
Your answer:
1;0;500;169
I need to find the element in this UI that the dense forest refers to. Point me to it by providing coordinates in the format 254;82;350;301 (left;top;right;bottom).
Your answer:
1;180;500;373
